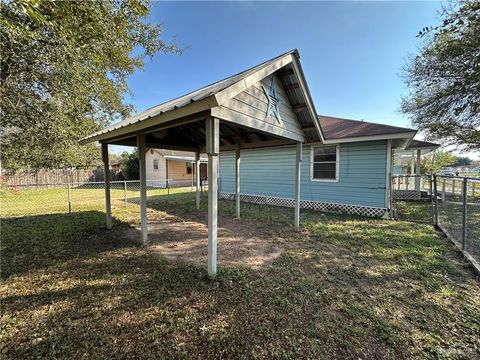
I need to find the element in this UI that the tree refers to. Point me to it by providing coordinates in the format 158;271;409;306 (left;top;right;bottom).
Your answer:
421;150;457;174
453;156;473;166
121;151;139;180
401;1;480;151
0;0;178;170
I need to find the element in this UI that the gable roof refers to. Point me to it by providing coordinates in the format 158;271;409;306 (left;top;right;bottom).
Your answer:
80;49;322;145
317;115;416;143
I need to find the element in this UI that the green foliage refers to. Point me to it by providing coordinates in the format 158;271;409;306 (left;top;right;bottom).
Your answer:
0;0;178;169
122;151;139;180
453;156;473;166
421;150;457;174
401;1;480;150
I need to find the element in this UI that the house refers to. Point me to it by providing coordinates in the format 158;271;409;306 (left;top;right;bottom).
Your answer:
218;115;437;217
80;49;439;274
145;149;207;188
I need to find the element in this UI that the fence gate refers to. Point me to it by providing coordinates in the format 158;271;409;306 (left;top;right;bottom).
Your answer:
391;175;434;223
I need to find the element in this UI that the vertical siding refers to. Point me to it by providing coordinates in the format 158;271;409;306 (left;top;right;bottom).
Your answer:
219;140;387;208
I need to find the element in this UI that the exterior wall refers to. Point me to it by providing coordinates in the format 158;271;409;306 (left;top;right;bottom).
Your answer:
219;140;388;209
145;150;166;182
167;160;194;186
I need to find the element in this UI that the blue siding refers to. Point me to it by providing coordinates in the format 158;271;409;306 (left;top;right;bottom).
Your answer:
219;140;387;208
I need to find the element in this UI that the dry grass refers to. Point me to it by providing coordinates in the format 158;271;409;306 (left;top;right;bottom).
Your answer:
1;189;480;359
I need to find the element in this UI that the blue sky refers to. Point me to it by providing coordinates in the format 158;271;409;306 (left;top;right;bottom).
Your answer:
115;1;457;154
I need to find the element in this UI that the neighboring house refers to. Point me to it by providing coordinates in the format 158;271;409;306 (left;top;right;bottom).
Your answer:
145;149;207;188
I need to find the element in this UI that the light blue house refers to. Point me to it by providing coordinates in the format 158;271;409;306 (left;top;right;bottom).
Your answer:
218;115;433;218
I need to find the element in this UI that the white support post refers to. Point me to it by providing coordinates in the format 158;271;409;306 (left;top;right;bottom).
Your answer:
206;117;219;278
294;142;302;230
235;146;241;219
415;149;421;191
410;150;415;175
137;134;148;244
101;143;112;230
195;151;201;210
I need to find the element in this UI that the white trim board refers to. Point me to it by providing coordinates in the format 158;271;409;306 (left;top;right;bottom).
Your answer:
310;144;340;182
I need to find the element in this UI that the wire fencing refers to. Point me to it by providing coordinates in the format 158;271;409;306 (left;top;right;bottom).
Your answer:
435;176;480;266
0;180;207;218
392;174;480;270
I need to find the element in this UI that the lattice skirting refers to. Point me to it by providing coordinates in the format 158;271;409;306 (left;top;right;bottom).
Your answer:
219;192;388;218
393;190;421;200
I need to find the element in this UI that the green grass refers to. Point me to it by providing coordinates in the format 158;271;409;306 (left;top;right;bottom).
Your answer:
1;189;480;359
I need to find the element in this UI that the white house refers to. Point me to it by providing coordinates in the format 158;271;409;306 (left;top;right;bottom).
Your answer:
145;149;207;188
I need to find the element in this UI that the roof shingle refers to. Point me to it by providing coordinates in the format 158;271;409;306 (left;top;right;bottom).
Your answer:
317;115;415;140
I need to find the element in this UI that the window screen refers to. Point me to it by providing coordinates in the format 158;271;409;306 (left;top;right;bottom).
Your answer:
312;146;337;180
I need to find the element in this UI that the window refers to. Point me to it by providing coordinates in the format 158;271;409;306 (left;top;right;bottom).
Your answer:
311;145;339;181
186;162;193;175
153;159;159;171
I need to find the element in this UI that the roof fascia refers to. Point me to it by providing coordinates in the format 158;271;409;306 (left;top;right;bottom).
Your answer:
78;99;216;145
290;56;325;143
322;131;417;144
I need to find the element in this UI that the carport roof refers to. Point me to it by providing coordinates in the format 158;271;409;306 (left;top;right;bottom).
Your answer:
80;49;323;145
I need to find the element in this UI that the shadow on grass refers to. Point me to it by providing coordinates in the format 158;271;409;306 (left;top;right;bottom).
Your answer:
1;211;141;279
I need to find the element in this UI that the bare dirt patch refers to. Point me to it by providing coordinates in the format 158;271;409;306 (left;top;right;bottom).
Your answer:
126;211;285;270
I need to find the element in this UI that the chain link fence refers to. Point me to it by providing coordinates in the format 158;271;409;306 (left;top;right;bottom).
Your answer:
435;176;480;267
391;175;433;223
392;174;480;271
0;180;207;218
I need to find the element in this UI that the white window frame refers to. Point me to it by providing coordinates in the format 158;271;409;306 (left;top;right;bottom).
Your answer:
153;159;159;172
310;144;340;182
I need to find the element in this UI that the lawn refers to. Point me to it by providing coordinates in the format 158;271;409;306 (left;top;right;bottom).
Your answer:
1;189;480;359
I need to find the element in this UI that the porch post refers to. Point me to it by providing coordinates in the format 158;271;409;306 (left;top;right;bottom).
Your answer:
101;143;112;230
195;151;201;210
137;134;148;244
206;117;219;278
415;149;421;191
410;150;415;175
235;146;241;219
294;142;302;230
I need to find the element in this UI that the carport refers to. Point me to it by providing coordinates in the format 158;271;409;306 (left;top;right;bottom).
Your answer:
79;50;323;277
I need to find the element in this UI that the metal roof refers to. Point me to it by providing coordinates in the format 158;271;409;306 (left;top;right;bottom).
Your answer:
80;49;321;144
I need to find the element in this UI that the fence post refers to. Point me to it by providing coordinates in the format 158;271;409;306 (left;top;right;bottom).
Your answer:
167;179;170;199
452;179;455;196
390;175;395;219
67;182;72;214
462;178;468;251
124;181;128;208
432;175;438;226
429;175;434;223
441;177;446;202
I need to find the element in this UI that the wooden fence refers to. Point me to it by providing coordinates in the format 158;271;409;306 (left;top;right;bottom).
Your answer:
1;168;124;186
